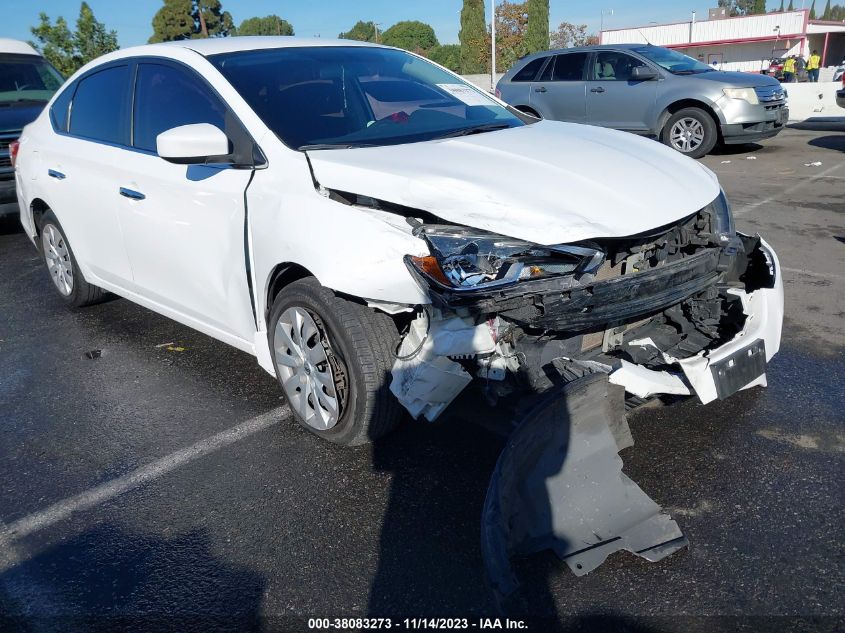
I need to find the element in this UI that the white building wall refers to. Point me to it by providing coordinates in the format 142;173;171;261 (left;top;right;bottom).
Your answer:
673;40;804;73
602;10;807;47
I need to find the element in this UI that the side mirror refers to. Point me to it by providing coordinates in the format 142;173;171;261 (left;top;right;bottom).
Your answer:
156;123;231;164
631;65;658;81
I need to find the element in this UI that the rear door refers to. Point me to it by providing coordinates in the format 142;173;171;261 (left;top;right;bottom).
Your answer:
42;63;134;285
586;51;658;131
113;61;257;343
529;52;589;123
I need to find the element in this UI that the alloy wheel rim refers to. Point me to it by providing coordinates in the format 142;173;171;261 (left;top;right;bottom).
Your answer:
670;118;705;153
273;307;340;431
42;224;73;296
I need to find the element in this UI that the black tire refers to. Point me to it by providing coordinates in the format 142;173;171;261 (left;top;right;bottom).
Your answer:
39;211;105;308
267;277;404;446
661;107;718;159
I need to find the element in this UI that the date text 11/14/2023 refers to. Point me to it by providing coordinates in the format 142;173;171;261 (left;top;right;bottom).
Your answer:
307;618;529;630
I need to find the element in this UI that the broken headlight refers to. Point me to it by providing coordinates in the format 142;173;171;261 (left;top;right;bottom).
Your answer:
703;189;735;241
406;225;604;291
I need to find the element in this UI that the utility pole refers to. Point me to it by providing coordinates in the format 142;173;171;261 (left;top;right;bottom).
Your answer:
600;8;613;37
491;0;497;92
374;23;381;43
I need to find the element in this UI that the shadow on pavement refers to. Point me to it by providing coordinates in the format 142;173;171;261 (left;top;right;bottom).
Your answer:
808;134;845;153
787;116;845;133
0;524;266;633
709;142;764;156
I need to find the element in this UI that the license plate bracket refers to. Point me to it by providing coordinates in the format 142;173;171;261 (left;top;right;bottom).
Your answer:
711;339;767;400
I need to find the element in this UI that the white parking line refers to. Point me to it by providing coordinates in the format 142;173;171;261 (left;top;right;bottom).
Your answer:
0;407;288;551
733;162;844;217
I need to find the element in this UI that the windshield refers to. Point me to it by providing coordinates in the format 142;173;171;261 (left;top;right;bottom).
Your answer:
210;46;523;150
0;54;63;104
632;46;714;75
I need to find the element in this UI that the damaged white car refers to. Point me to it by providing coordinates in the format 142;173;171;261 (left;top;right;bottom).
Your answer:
15;38;783;595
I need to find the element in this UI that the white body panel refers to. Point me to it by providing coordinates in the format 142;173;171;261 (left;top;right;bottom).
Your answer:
13;37;783;407
307;121;720;246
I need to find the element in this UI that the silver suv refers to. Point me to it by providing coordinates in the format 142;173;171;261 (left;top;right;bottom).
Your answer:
497;44;788;158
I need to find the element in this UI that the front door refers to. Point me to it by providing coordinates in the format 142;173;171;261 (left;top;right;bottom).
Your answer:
530;52;589;123
115;61;256;343
586;51;658;131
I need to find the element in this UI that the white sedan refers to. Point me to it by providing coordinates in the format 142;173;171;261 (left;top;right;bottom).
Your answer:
14;37;783;445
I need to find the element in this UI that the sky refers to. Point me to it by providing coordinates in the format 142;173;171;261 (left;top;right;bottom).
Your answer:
4;0;794;48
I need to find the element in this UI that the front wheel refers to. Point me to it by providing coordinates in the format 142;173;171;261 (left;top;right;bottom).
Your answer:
661;107;718;158
267;278;405;446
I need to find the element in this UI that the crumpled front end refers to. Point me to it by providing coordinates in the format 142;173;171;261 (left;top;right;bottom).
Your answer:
386;202;783;605
390;203;783;419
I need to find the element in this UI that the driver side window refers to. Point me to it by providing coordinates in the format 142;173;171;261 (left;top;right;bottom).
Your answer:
591;52;642;81
132;63;227;153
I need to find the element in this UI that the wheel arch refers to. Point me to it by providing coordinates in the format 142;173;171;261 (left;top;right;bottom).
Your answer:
657;99;723;141
264;262;316;325
29;198;51;238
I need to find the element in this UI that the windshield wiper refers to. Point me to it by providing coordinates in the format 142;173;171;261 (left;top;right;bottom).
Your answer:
299;143;379;151
674;69;714;75
436;123;512;139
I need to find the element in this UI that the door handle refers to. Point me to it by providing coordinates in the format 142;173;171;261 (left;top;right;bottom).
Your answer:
119;187;146;201
590;87;606;93
534;86;547;93
47;169;66;180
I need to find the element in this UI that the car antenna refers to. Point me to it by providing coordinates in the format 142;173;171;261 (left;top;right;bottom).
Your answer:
637;29;654;46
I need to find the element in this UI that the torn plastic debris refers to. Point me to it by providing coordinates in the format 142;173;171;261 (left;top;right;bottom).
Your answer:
481;374;688;607
390;311;501;421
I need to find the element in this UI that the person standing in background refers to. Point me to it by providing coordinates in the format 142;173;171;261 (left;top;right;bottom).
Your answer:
807;50;821;83
783;55;796;83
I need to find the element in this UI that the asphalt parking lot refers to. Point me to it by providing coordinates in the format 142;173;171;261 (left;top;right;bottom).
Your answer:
0;124;843;632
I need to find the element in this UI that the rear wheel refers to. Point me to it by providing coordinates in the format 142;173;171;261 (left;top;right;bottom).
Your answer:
39;211;105;307
268;277;404;446
661;107;717;158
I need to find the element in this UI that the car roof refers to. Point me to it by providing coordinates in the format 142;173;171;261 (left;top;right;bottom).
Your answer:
0;38;41;57
156;36;384;56
541;43;653;56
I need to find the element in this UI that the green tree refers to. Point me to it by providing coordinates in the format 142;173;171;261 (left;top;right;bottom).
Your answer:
428;44;461;71
777;0;784;11
238;15;294;36
338;21;378;42
787;0;794;10
380;21;439;53
459;0;488;74
524;0;549;54
30;2;118;76
717;0;756;15
550;22;591;49
810;0;817;18
495;1;529;71
822;0;832;17
149;0;234;43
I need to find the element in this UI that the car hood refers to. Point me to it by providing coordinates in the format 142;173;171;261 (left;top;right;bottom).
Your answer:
0;101;48;133
691;70;781;88
306;121;720;245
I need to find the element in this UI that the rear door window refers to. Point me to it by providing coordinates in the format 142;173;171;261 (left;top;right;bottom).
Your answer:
549;53;588;81
512;57;547;82
50;85;74;132
132;63;227;153
69;65;130;145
